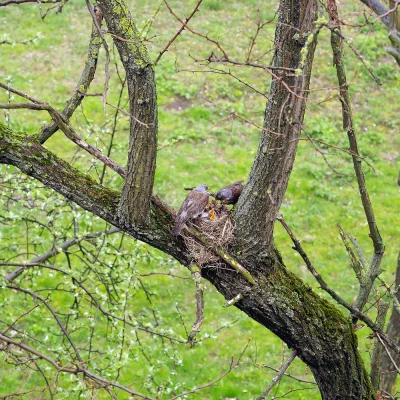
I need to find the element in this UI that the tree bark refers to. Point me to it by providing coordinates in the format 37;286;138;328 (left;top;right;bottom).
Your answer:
380;252;400;395
0;122;375;399
98;0;158;227
234;0;319;257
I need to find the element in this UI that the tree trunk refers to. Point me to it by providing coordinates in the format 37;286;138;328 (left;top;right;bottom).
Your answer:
234;0;319;256
380;252;400;395
98;0;158;227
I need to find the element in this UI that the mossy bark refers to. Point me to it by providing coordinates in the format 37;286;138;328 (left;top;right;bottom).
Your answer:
0;122;375;398
98;0;158;227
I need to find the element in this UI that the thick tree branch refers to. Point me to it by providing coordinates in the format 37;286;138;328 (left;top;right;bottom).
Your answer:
0;123;185;263
97;0;158;227
234;0;320;256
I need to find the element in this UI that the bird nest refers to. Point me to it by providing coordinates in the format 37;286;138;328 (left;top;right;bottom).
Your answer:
182;202;234;266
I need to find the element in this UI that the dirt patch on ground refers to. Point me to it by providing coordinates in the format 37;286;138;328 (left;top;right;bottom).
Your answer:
165;96;193;111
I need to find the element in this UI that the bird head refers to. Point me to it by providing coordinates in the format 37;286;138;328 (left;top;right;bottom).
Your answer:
195;184;208;192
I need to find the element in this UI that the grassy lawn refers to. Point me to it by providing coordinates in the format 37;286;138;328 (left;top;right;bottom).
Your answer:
0;0;399;398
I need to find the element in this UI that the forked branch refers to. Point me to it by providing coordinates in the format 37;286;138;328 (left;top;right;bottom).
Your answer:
329;0;385;322
39;7;104;143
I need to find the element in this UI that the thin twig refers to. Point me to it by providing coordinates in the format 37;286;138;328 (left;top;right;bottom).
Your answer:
329;1;385;324
5;285;83;363
0;98;126;177
377;333;400;374
167;340;250;400
155;0;203;65
0;82;42;104
0;0;61;6
0;332;155;399
187;264;204;346
276;215;380;333
4;227;120;282
256;350;297;400
39;7;104;143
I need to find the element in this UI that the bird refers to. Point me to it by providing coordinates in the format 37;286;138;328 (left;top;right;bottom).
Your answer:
172;184;210;236
215;181;244;205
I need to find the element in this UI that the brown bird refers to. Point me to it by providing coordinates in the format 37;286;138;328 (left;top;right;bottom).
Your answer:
215;181;244;205
172;184;209;236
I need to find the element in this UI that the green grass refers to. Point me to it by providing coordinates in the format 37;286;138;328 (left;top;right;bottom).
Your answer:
0;0;400;398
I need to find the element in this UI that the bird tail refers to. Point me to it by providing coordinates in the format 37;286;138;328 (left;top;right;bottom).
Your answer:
172;220;184;236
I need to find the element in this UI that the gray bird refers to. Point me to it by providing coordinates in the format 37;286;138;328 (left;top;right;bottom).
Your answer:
215;181;244;205
172;184;209;236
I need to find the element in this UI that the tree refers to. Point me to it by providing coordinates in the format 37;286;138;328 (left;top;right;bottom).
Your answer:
0;0;399;398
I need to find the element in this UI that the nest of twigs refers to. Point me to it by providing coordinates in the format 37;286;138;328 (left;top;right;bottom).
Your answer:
183;201;234;266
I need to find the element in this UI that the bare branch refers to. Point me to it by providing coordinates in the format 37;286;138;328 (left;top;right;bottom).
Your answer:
256;350;297;400
167;341;250;400
276;215;387;336
6;285;83;363
0;81;43;104
359;0;392;26
155;0;203;65
0;98;126;177
0;331;155;399
39;7;104;143
359;0;400;66
370;300;389;390
0;0;61;6
163;0;228;59
187;264;204;346
4;227;120;282
377;333;400;374
329;1;385;323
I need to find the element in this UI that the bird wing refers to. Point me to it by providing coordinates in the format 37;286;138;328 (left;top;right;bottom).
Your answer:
172;190;209;236
176;190;209;223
